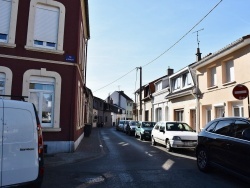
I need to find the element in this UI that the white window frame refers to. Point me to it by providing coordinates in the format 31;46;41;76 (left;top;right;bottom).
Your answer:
25;0;65;54
23;68;61;132
0;0;11;43
0;0;19;48
0;66;12;96
155;81;162;91
173;77;181;91
155;107;162;122
210;66;217;87
182;72;192;88
0;73;5;95
29;76;55;128
215;106;224;118
33;4;59;50
226;60;234;83
175;109;184;121
233;106;244;117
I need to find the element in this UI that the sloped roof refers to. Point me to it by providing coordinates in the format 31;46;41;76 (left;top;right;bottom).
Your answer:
192;34;250;69
117;91;133;102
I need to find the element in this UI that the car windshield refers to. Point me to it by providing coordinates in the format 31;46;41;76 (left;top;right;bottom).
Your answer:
142;122;156;127
165;122;193;131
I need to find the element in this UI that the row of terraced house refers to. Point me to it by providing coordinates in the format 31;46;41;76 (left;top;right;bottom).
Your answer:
135;35;250;132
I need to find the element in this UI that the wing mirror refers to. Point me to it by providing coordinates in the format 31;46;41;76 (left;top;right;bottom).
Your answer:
243;128;250;141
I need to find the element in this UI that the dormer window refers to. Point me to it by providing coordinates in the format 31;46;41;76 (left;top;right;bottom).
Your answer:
183;72;192;87
173;77;181;90
155;81;162;91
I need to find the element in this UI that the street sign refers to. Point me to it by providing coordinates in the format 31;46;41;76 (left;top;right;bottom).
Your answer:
232;84;249;100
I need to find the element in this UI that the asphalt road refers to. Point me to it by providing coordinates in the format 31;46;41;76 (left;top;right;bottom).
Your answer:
42;127;249;188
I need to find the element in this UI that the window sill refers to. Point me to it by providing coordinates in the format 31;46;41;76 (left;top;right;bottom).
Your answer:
0;43;16;48
42;127;61;132
222;81;236;86
207;85;218;90
25;45;64;55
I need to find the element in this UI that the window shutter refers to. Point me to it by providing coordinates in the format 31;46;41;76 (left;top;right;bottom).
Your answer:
34;4;59;43
0;0;11;35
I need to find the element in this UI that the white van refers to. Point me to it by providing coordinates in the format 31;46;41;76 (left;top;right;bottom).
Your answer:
0;97;44;187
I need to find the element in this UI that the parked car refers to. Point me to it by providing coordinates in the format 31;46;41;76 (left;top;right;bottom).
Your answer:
0;97;44;187
116;120;129;132
126;120;139;135
196;117;250;182
151;121;197;151
135;121;156;140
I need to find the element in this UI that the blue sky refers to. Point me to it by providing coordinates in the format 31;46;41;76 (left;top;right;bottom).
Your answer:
86;0;250;100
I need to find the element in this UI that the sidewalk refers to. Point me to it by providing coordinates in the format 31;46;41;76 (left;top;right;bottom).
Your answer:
44;127;105;167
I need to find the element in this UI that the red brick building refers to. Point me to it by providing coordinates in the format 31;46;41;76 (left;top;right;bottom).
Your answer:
0;0;90;154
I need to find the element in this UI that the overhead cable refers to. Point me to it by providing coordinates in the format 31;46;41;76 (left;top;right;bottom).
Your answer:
93;0;223;93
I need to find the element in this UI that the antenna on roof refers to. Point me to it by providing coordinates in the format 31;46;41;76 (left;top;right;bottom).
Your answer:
193;28;204;48
193;28;204;62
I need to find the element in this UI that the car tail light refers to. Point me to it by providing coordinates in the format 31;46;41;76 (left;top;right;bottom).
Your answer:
37;124;43;155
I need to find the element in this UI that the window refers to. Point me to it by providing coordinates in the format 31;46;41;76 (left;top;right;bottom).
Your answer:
234;120;250;140
183;72;192;87
175;109;184;121
206;121;217;132
155;81;162;91
0;73;5;95
77;81;84;129
154;123;160;130
206;109;211;123
215;106;224;118
0;0;11;43
214;120;234;136
209;66;217;87
26;0;65;53
159;124;165;132
33;4;59;49
0;0;18;47
155;108;162;122
173;77;181;90
29;77;55;127
23;68;61;131
0;66;12;96
233;106;244;117
225;60;234;83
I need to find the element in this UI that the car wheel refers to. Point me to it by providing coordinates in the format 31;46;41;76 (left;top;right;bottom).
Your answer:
151;136;156;146
166;140;172;152
197;147;210;172
140;133;144;140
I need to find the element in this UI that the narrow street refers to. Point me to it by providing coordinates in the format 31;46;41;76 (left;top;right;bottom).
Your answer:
42;127;249;188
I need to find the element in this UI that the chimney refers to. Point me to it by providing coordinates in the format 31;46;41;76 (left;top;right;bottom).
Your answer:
196;48;202;62
167;67;174;76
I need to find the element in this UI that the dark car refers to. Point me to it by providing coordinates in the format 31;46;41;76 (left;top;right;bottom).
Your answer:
135;121;156;140
126;120;139;135
196;117;250;182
